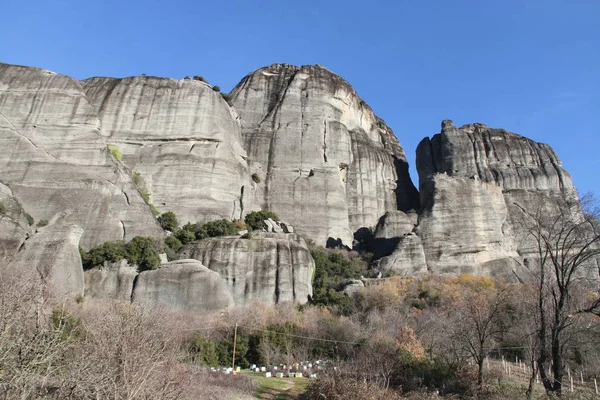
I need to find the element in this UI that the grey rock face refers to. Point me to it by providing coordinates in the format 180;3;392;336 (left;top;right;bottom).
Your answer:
372;210;418;259
231;64;419;246
132;259;234;313
0;62;163;249
82;75;253;224
409;120;580;281
84;260;138;301
178;233;314;305
4;224;85;300
373;233;428;277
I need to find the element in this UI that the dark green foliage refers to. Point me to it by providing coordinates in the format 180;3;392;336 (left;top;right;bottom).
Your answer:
211;85;220;92
80;236;161;272
391;350;461;394
196;219;238;239
24;213;34;226
37;219;48;227
174;226;196;245
193;75;206;82
126;236;161;272
157;211;178;231
163;235;182;261
189;334;220;367
164;235;182;252
81;241;128;270
244;210;279;231
310;246;367;310
0;202;5;214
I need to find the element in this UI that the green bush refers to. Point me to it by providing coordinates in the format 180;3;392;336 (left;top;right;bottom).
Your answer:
244;210;279;231
193;76;206;82
37;219;49;227
157;211;178;231
24;213;34;226
211;85;220;92
107;144;122;161
189;334;220;367
163;235;183;260
196;219;238;239
175;226;196;245
80;236;162;272
132;170;142;187
81;241;128;270
0;202;5;214
126;236;162;272
310;246;367;310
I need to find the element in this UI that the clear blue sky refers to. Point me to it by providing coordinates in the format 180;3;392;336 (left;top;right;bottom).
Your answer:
1;0;598;195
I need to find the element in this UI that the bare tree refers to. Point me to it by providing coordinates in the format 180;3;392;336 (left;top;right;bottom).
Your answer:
515;193;600;395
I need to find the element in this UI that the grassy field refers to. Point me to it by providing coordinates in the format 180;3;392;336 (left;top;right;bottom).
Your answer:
243;372;309;400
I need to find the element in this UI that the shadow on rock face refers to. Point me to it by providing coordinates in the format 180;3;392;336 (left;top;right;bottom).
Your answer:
326;237;350;250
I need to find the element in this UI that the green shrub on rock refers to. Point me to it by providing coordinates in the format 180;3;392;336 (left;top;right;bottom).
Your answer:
196;219;238;239
157;211;178;231
244;210;279;231
80;236;162;272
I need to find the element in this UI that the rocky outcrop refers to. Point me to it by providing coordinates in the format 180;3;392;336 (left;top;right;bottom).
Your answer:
4;224;85;299
231;64;419;246
132;259;234;312
0;62;163;249
82;76;253;224
178;233;314;305
408;120;580;281
84;260;138;301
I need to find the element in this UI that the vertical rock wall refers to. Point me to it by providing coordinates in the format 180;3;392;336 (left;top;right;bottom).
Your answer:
231;64;419;246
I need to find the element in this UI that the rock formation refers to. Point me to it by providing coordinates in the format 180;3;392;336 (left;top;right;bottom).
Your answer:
84;260;138;301
1;60;596;311
132;259;234;313
231;64;419;246
4;224;85;299
82;76;253;224
376;120;594;282
0;62;163;251
178;233;314;305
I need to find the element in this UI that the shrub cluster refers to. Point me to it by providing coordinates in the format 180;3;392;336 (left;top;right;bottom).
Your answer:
80;236;162;272
244;210;279;231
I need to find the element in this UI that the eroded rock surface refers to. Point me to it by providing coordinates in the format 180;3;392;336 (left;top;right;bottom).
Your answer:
0;62;162;249
231;64;419;246
82;76;253;224
132;259;234;312
84;260;138;301
4;224;85;299
178;233;314;305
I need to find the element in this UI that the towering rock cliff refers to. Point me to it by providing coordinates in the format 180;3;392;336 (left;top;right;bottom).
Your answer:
82;76;253;224
230;64;419;246
0;63;163;254
376;120;592;282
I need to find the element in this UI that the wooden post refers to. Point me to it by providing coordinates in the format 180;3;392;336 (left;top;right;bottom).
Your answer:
570;376;573;392
231;323;238;369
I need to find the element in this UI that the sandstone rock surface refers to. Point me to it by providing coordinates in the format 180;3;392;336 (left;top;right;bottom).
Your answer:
82;75;253;224
178;233;314;305
4;224;85;299
84;260;138;301
0;62;163;249
132;259;234;312
231;64;419;246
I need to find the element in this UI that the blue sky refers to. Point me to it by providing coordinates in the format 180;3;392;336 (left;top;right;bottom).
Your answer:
1;0;598;195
